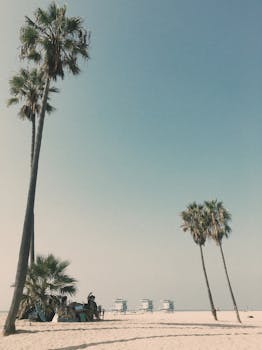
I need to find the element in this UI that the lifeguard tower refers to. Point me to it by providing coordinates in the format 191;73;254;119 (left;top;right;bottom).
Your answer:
114;298;127;313
140;299;153;312
161;299;174;312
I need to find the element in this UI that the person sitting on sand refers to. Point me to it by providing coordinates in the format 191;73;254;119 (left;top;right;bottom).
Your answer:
86;293;100;320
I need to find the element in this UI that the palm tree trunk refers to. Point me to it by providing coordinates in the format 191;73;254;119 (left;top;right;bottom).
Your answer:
29;114;36;267
3;78;50;336
218;242;241;323
29;213;35;267
199;245;217;320
30;113;36;168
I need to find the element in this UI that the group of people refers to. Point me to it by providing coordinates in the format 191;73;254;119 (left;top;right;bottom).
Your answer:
56;293;104;322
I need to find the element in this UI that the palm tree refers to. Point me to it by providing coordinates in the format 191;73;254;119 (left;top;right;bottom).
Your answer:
204;200;241;323
181;202;217;320
3;2;90;335
7;68;58;267
18;254;77;321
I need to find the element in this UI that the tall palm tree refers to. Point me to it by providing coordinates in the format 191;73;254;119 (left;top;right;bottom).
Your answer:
18;254;77;321
181;202;217;321
3;2;90;336
7;68;58;267
204;200;241;323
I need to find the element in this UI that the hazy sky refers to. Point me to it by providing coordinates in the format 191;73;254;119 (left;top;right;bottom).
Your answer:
1;0;262;311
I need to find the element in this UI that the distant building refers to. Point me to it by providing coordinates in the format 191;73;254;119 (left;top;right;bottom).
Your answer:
140;299;153;312
161;300;174;312
114;298;127;313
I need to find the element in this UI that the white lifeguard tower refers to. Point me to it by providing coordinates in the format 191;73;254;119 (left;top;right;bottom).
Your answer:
114;298;127;313
140;299;153;312
161;300;174;312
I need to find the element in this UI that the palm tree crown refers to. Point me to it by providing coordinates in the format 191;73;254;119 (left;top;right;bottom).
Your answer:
18;254;77;321
7;68;56;121
181;202;207;246
20;2;90;80
8;68;39;121
204;200;231;244
27;254;77;296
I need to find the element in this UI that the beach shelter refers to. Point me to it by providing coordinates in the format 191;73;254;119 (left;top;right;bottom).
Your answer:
114;298;128;312
140;299;153;312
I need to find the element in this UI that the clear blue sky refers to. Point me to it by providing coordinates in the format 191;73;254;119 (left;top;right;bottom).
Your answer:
0;0;261;311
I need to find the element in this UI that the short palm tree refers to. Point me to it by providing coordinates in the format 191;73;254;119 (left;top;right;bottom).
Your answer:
181;202;217;320
7;68;58;267
18;254;77;321
204;200;241;323
3;2;90;335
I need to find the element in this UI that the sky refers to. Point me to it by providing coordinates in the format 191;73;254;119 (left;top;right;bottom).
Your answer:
0;0;262;312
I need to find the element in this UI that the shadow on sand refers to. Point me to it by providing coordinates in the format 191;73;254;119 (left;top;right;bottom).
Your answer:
15;320;256;336
49;331;262;350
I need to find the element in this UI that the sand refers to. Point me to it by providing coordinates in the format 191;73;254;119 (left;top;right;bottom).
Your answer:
0;311;261;350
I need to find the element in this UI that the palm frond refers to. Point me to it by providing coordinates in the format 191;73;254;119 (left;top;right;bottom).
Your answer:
35;8;51;27
27;49;42;62
45;103;56;114
7;97;19;107
49;86;60;94
20;25;39;51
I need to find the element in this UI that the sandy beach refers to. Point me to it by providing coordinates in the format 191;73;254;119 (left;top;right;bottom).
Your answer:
0;311;261;350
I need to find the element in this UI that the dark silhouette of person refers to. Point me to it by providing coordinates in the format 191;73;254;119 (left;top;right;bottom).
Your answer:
87;293;100;320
